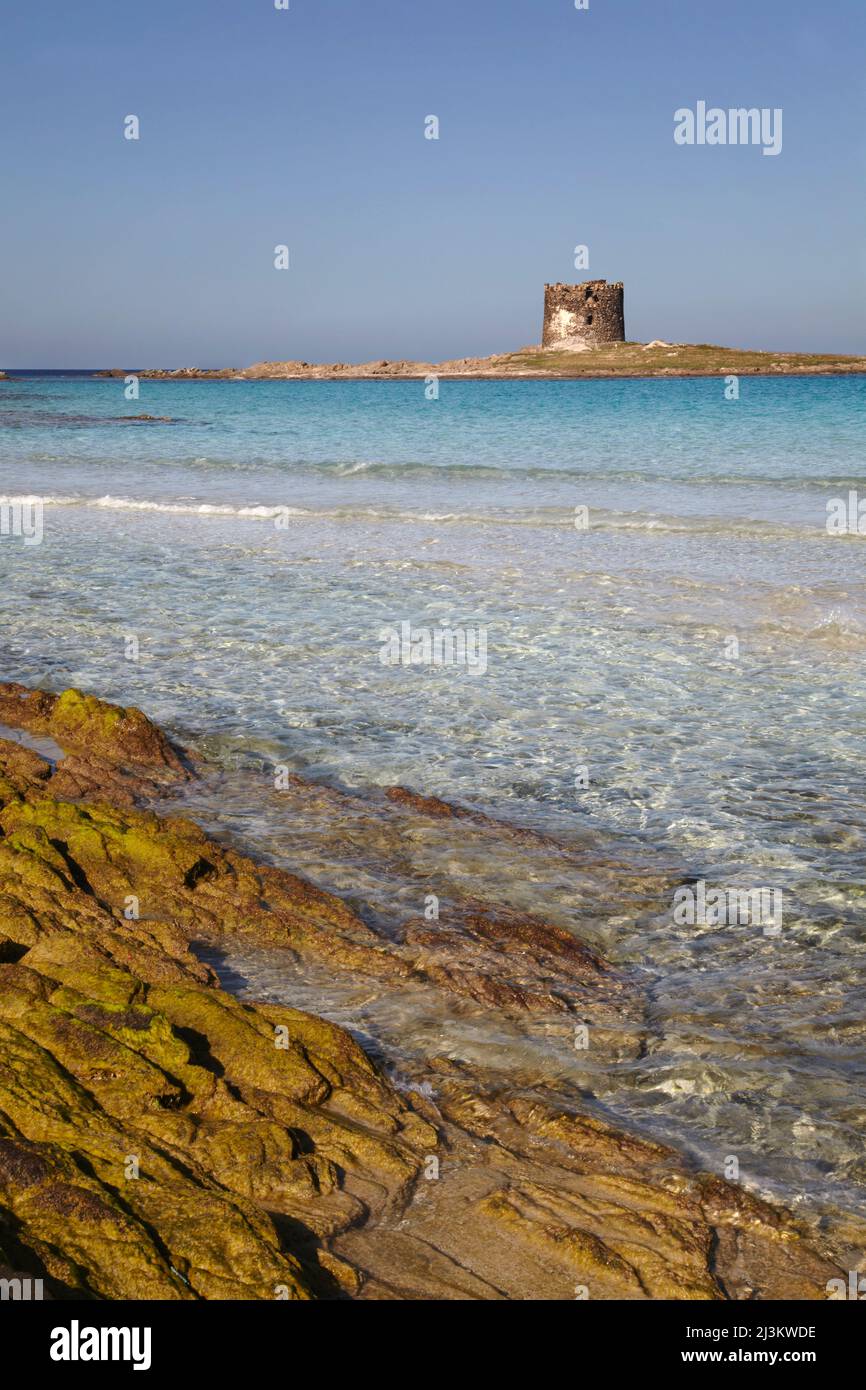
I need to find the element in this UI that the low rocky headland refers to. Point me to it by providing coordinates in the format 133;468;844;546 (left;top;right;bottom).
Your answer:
0;682;859;1300
90;341;866;382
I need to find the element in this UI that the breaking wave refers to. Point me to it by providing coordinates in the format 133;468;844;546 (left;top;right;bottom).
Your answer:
14;492;837;539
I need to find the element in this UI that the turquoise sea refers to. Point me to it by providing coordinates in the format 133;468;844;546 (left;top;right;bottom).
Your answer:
2;372;865;1225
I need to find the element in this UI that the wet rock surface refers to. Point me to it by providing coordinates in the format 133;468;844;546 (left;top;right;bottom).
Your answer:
0;684;855;1299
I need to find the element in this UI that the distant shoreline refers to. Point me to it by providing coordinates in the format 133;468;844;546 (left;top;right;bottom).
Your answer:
5;343;866;382
88;368;866;382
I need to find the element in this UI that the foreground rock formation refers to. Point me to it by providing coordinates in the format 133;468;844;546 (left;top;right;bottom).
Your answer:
0;683;855;1299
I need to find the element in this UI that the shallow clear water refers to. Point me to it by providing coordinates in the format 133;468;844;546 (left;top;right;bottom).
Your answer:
1;372;865;1223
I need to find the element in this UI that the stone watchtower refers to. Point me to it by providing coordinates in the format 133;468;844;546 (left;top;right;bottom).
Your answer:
542;280;625;349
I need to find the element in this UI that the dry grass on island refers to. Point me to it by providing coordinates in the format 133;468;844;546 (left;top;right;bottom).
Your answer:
503;340;866;378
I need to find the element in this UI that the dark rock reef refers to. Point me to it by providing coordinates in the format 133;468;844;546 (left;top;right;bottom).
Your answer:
0;683;854;1299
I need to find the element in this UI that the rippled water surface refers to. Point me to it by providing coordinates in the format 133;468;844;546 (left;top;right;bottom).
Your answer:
1;372;865;1224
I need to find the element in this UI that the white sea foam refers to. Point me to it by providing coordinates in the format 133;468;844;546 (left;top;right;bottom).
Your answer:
19;492;816;538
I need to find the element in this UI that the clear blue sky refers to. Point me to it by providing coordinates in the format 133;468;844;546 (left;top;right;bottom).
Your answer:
1;0;864;365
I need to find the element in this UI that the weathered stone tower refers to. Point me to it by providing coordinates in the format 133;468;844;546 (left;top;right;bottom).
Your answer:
542;280;625;348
